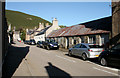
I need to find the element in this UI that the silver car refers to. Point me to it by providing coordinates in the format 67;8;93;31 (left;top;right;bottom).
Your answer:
68;43;104;61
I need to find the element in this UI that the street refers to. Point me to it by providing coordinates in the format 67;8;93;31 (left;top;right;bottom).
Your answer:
2;42;120;77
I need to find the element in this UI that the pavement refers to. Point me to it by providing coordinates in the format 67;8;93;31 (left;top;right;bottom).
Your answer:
59;48;68;52
2;42;120;78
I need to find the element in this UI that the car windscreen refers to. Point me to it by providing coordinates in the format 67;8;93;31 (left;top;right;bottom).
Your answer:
38;41;42;43
30;40;34;41
50;40;55;43
89;45;103;48
30;40;35;42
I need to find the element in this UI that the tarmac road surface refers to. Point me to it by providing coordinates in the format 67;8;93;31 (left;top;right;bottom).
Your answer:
2;42;120;78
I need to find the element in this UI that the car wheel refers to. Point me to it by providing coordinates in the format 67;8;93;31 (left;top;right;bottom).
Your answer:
82;53;87;61
100;57;107;66
68;51;72;56
36;45;38;47
47;46;50;50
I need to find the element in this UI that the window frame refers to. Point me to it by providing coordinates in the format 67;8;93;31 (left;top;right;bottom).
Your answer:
73;44;81;48
81;44;87;48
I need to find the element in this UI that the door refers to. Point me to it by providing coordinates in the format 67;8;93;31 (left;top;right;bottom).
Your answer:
77;44;88;56
109;44;120;66
67;37;69;49
71;44;81;55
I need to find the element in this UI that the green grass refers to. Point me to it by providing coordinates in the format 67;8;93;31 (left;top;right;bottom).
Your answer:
6;10;52;30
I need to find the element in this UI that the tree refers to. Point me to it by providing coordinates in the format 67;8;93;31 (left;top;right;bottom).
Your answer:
19;28;26;41
59;25;66;28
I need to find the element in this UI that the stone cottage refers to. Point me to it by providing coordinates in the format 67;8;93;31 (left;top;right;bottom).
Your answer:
47;16;112;49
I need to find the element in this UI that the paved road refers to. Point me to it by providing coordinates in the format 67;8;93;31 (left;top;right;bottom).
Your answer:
3;42;120;77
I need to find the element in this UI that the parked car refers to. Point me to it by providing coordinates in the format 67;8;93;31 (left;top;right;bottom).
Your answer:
24;40;29;44
29;39;36;45
99;43;120;67
43;39;59;50
36;41;44;48
68;43;104;61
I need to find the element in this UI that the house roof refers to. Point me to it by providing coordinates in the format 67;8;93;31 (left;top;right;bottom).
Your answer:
27;25;51;35
27;29;35;35
47;25;110;38
35;26;51;36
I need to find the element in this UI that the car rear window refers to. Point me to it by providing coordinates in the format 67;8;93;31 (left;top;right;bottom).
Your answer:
89;45;103;48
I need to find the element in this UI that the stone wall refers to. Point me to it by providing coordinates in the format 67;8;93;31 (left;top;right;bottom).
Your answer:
112;1;120;45
49;34;109;49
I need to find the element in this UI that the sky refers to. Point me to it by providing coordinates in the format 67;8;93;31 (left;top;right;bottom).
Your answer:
6;2;112;26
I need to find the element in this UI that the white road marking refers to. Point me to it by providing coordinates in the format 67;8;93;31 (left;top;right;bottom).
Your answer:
93;67;119;76
86;61;119;72
56;55;76;63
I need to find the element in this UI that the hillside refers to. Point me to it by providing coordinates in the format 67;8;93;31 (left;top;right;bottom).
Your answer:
5;10;52;30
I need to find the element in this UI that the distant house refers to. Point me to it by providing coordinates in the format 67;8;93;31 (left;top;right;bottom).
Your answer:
7;24;11;43
13;31;21;42
34;26;51;42
47;16;112;49
26;18;60;43
26;28;35;40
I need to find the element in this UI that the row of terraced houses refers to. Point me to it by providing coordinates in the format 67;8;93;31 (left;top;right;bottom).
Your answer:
25;16;112;49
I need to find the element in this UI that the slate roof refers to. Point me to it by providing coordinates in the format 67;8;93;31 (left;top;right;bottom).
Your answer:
47;25;110;38
27;29;35;35
35;26;51;36
27;26;51;35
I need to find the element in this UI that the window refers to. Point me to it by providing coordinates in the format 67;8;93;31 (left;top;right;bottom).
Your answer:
101;38;104;45
74;40;76;44
89;37;93;43
73;44;80;48
81;37;84;43
89;45;103;48
112;44;120;50
81;44;87;48
93;36;96;44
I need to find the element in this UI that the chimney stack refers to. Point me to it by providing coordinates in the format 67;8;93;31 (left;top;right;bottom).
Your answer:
38;23;44;31
45;23;49;27
52;18;58;27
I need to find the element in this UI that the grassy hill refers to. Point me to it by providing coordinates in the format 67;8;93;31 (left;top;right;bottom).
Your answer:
6;10;52;30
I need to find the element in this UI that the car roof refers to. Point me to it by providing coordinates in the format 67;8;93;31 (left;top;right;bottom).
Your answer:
76;43;89;47
79;43;100;47
80;43;89;46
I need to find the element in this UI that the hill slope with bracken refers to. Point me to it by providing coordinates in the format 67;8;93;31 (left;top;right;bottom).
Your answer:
6;10;52;30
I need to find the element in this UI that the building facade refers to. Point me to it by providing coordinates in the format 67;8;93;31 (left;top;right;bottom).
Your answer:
47;17;111;49
13;31;21;42
34;18;60;43
26;18;60;43
111;1;120;46
0;1;9;77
